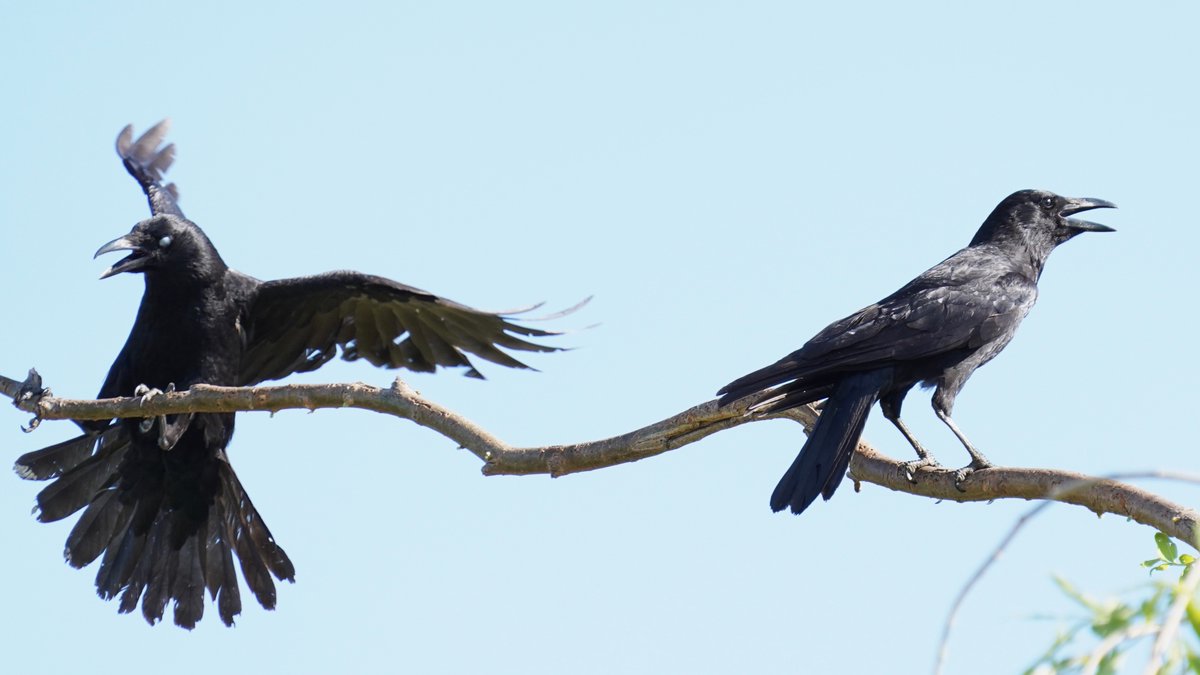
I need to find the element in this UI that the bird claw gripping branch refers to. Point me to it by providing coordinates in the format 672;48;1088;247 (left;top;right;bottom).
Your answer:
14;368;48;432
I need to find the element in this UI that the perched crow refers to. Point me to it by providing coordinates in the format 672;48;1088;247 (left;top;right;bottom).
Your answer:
717;190;1115;515
14;120;584;628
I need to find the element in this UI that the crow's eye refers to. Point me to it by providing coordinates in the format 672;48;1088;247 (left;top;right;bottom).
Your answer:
159;235;173;249
1040;196;1056;210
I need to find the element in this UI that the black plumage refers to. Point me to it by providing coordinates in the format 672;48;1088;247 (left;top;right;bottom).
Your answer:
718;190;1115;515
15;120;582;628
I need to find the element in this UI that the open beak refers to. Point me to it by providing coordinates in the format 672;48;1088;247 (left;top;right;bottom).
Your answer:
1060;197;1117;233
95;235;150;279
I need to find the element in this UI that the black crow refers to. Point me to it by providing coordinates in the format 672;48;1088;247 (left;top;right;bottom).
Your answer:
14;120;583;628
717;190;1115;515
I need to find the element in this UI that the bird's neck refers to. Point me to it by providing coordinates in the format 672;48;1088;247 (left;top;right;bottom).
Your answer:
142;267;227;303
989;235;1055;282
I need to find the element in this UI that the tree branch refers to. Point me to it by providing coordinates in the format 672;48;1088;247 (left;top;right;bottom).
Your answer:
3;371;1198;548
932;470;1200;675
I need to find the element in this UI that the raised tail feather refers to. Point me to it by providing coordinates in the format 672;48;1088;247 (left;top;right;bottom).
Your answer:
769;370;888;514
14;429;293;628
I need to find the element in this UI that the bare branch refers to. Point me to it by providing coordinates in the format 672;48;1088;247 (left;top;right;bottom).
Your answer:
4;371;1199;550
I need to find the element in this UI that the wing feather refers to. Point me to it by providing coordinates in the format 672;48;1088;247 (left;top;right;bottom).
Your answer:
720;267;1036;404
239;271;581;384
116;120;184;218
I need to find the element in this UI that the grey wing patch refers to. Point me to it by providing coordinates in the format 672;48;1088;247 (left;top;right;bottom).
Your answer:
116;120;183;218
901;288;953;331
974;316;1008;346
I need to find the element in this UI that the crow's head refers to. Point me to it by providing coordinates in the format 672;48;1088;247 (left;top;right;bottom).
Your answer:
970;189;1116;251
95;214;226;282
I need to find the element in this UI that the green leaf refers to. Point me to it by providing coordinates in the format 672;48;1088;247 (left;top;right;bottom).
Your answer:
1154;564;1170;573
1139;590;1165;622
1054;575;1099;611
1097;649;1120;675
1143;558;1165;568
1091;603;1134;637
1187;600;1200;641
1156;532;1179;562
1181;553;1195;565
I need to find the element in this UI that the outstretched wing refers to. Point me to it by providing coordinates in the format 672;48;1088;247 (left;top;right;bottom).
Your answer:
115;119;183;218
238;271;584;385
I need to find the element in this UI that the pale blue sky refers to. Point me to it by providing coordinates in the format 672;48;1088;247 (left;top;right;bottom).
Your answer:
2;2;1197;673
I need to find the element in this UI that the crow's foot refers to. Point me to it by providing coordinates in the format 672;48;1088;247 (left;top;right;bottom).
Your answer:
898;456;942;483
952;458;993;492
133;383;182;449
134;383;165;404
15;368;49;432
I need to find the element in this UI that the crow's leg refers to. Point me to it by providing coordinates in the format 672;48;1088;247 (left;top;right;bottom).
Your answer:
880;389;941;482
933;408;992;490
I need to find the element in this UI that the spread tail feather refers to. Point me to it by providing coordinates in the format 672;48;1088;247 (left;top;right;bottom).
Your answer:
14;427;119;480
219;457;295;618
22;429;293;629
769;370;889;514
27;428;130;522
104;455;295;629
